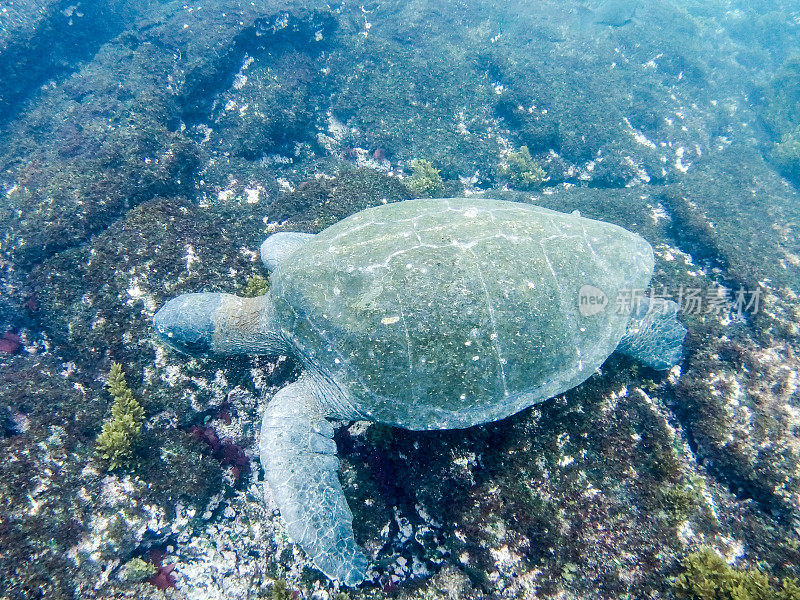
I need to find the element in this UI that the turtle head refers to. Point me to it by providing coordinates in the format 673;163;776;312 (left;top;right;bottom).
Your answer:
154;292;286;356
153;293;223;356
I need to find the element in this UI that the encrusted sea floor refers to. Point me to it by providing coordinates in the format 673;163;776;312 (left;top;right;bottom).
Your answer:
1;0;799;598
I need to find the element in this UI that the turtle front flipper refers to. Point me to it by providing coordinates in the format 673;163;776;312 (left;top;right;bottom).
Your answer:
260;375;368;586
617;297;687;370
261;232;316;271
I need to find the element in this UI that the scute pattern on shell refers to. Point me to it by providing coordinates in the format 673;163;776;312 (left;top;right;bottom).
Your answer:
271;198;654;429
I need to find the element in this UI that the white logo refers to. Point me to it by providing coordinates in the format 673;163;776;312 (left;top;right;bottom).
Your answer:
578;285;608;317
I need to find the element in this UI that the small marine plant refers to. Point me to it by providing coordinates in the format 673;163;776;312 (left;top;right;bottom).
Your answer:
241;273;270;297
268;579;294;600
406;159;445;197
673;546;800;599
122;557;158;582
503;146;546;189
95;362;145;470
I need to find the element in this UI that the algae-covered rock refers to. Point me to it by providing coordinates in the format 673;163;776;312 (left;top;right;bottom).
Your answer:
0;0;155;123
267;167;409;229
759;56;800;141
27;195;268;412
0;0;336;272
771;127;800;185
0;351;227;599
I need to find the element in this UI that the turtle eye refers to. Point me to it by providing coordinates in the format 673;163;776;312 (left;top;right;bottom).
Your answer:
164;330;211;355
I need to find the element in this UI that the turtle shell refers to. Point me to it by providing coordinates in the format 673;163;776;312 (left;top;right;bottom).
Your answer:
271;198;653;430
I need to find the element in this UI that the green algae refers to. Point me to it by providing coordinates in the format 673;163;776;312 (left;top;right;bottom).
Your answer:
406;159;445;197
674;548;800;600
760;56;800;185
242;273;270;298
122;557;157;582
269;579;294;600
504;146;547;189
95;363;145;470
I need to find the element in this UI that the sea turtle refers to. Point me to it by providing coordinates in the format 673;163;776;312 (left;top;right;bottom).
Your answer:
153;197;686;585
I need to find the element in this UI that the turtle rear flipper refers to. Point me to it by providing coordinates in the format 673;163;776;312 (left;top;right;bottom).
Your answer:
260;375;368;586
617;297;686;370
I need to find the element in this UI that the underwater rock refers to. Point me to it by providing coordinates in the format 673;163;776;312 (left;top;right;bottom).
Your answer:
0;350;230;598
0;0;155;123
592;0;639;27
0;0;336;271
662;144;800;293
27;195;267;405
